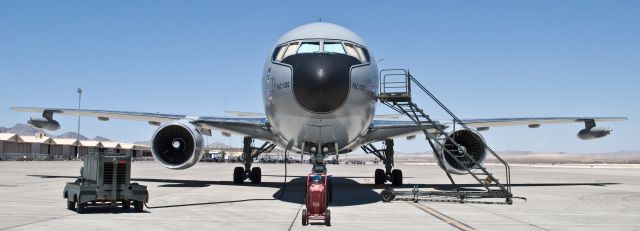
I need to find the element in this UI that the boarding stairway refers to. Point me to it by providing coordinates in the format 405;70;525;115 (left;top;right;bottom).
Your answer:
378;69;515;204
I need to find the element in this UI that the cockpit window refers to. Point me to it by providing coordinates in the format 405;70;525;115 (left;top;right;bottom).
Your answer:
324;42;346;54
282;42;299;60
273;45;287;61
355;46;370;63
273;40;370;63
343;42;369;63
343;43;360;61
297;42;320;53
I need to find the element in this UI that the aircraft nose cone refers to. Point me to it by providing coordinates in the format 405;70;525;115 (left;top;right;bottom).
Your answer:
282;53;361;113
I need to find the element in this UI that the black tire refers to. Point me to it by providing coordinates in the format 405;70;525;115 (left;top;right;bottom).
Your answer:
391;169;403;186
67;200;75;210
75;201;86;214
327;178;333;203
325;209;331;226
233;167;244;184
374;169;385;185
250;167;261;184
134;200;144;212
380;188;395;202
122;200;131;210
301;209;308;226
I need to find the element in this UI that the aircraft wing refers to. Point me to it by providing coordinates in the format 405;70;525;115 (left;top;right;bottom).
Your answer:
361;117;627;144
457;117;627;129
10;107;273;140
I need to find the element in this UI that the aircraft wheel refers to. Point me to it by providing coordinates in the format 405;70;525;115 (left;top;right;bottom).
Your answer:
374;169;385;185
233;167;244;184
301;209;308;226
250;167;261;184
391;169;403;186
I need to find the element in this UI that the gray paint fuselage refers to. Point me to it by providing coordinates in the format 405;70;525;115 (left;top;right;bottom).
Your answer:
262;39;378;153
263;57;378;153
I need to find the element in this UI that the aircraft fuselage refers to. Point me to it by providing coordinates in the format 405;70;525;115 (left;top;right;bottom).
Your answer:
261;23;379;155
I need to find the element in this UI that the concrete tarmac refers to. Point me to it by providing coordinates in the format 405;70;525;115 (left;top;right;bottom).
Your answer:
0;161;639;230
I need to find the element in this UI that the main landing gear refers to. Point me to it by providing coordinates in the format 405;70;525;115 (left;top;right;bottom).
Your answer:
233;137;276;184
362;139;403;186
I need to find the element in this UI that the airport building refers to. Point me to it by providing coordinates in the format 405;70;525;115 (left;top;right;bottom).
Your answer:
0;133;151;160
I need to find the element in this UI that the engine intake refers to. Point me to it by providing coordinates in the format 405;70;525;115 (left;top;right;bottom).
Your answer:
435;129;487;175
151;121;204;170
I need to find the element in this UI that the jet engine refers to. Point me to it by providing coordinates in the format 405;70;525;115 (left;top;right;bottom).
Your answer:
577;127;611;140
27;117;60;131
151;121;205;170
434;128;487;175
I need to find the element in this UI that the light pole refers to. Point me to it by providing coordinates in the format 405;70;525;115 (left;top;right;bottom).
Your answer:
76;88;82;159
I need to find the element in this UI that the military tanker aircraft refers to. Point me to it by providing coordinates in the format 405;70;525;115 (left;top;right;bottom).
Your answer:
12;22;626;187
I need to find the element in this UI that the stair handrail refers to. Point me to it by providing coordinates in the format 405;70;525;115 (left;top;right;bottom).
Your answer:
406;72;511;192
379;69;410;96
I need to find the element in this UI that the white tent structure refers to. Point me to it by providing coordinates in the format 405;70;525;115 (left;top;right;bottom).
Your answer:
0;133;150;160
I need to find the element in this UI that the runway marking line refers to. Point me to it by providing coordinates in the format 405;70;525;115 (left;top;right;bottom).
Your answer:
287;203;303;231
408;202;474;231
0;214;76;230
468;204;550;231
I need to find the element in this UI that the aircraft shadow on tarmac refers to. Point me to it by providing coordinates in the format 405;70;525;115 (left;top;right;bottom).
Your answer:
28;174;620;208
261;174;415;179
27;174;382;207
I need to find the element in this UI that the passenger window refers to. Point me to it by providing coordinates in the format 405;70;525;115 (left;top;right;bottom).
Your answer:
297;42;320;53
282;42;300;60
324;42;346;54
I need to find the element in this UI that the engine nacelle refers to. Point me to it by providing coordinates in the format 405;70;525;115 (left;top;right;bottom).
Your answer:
434;128;487;175
27;117;60;131
577;126;611;140
151;121;205;170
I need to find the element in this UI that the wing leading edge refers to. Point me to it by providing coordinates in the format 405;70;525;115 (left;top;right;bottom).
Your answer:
362;116;627;144
10;107;273;140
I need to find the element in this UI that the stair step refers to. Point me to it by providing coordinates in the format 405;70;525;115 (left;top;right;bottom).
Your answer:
379;68;511;197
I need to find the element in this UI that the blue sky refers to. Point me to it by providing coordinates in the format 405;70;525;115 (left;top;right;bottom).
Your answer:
1;1;638;153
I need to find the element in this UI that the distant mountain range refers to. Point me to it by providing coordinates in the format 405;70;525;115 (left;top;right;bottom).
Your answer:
0;123;110;141
207;142;235;149
53;131;89;140
0;123;46;136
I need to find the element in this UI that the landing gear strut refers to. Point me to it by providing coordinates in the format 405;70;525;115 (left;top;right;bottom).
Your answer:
233;136;275;184
362;139;403;186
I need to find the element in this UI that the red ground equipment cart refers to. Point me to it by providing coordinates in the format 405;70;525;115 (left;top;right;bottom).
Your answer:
302;173;331;226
